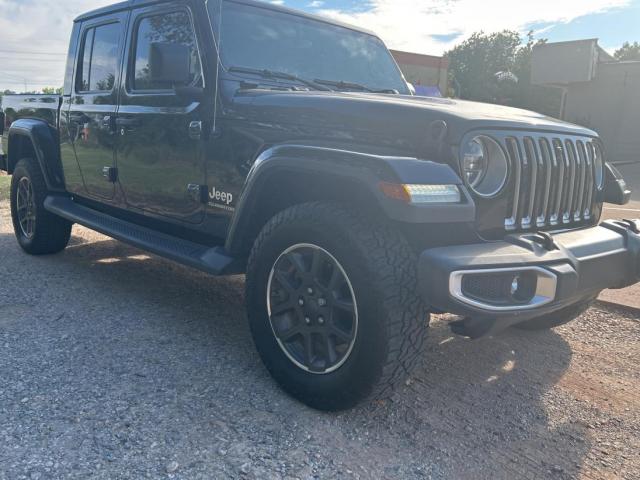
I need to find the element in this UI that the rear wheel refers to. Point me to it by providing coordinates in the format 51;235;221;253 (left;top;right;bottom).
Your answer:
246;202;429;411
10;158;72;255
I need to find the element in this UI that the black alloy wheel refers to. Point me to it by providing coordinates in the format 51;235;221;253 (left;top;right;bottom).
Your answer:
15;176;36;239
10;157;72;255
267;243;358;374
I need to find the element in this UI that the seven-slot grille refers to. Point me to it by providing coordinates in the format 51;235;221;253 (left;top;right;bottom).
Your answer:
502;135;601;231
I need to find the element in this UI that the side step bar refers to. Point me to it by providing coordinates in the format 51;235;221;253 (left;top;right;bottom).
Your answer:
44;195;239;276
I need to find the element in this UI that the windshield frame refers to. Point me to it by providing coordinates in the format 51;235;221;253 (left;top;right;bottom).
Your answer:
207;0;410;95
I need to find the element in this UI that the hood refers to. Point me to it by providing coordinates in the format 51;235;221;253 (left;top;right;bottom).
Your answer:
222;84;597;160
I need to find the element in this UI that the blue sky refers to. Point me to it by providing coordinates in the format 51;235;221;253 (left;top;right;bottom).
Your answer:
528;2;640;51
278;0;640;54
0;0;638;91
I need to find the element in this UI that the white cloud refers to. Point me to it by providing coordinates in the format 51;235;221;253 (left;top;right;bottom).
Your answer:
308;1;325;7
318;0;631;55
0;0;630;91
0;0;113;91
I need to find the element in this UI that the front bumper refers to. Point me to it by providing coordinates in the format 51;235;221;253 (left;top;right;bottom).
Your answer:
419;220;640;335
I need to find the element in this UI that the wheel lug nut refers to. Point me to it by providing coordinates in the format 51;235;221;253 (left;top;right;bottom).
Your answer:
298;298;305;306
305;317;311;325
318;316;325;325
307;287;314;295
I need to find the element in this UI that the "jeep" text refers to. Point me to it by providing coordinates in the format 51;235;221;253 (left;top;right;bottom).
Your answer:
209;187;233;206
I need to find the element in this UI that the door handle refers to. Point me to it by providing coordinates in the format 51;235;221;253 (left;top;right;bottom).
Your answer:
102;115;116;131
69;113;90;124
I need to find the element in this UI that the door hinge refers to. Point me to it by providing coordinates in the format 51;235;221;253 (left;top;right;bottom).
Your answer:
102;166;118;183
187;184;208;204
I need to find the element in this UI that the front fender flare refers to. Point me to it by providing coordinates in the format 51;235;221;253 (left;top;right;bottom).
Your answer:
225;144;475;255
8;119;65;191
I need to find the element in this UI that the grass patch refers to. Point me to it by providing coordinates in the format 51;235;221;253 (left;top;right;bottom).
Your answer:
0;174;11;200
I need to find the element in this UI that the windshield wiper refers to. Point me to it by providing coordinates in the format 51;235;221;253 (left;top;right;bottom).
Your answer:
313;79;399;94
227;66;332;92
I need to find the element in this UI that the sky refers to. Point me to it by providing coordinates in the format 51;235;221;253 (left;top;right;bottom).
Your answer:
0;0;638;92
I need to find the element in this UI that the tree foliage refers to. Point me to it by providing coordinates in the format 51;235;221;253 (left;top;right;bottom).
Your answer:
42;86;64;95
614;41;640;61
445;30;562;117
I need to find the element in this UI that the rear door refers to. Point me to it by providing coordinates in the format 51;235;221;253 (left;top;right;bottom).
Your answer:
68;13;127;201
116;3;206;223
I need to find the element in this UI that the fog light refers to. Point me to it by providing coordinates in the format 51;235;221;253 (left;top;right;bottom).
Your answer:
450;267;558;311
508;272;537;303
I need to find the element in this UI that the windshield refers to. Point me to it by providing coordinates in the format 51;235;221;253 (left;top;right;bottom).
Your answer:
208;0;409;94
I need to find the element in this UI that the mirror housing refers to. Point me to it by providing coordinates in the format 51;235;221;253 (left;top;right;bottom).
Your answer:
603;163;632;205
149;42;191;86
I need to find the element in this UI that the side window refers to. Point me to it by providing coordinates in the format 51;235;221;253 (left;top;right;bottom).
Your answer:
77;23;121;93
132;11;202;91
79;29;94;91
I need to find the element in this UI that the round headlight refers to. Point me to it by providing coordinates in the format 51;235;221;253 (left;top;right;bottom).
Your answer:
461;135;509;198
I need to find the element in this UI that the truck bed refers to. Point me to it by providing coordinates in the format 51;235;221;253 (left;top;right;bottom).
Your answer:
1;94;61;164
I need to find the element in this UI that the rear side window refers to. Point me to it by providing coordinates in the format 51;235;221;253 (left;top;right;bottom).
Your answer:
77;23;121;92
132;11;202;91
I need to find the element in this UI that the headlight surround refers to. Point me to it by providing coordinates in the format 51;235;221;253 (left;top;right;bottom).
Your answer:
461;135;509;198
592;142;605;190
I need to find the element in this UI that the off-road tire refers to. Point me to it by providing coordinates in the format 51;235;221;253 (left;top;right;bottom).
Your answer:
10;158;72;255
513;297;595;331
246;202;429;411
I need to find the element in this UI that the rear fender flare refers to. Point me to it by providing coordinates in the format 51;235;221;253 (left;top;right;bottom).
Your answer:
7;119;65;191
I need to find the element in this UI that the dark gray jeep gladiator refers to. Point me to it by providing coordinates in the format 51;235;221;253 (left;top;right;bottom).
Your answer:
1;0;638;410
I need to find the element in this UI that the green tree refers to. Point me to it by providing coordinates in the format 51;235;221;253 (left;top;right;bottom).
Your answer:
42;86;63;95
445;31;562;117
614;41;640;61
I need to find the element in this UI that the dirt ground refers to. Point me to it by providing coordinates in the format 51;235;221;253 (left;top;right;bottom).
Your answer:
0;199;639;480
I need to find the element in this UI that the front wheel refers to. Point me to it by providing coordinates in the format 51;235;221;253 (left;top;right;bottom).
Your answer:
10;158;72;255
246;203;429;411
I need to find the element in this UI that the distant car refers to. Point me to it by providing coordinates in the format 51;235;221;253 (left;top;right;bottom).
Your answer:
413;85;443;97
1;0;637;411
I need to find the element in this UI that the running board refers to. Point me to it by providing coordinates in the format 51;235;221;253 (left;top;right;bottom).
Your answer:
44;195;239;276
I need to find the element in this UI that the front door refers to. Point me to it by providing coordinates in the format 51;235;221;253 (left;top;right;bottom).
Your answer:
116;4;206;223
69;14;127;201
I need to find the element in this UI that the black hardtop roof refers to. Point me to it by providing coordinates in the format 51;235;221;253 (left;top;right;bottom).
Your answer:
74;0;377;37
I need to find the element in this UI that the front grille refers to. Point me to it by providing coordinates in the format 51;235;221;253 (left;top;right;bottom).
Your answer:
503;134;601;231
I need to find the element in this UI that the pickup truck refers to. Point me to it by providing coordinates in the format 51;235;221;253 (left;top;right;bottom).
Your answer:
1;0;638;411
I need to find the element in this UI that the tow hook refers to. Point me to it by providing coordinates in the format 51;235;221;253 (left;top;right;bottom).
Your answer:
450;317;494;339
622;219;640;234
530;231;559;251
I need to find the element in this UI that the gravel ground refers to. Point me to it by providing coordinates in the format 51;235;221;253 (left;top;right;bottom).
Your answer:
0;199;639;480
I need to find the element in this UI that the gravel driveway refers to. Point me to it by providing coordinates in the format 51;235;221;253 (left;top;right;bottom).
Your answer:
0;200;638;480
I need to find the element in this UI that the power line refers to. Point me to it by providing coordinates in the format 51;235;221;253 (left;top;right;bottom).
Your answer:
0;56;66;63
0;70;61;81
0;79;60;85
0;49;66;56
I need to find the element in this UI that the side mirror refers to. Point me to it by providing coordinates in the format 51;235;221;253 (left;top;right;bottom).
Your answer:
149;42;191;86
603;163;632;205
